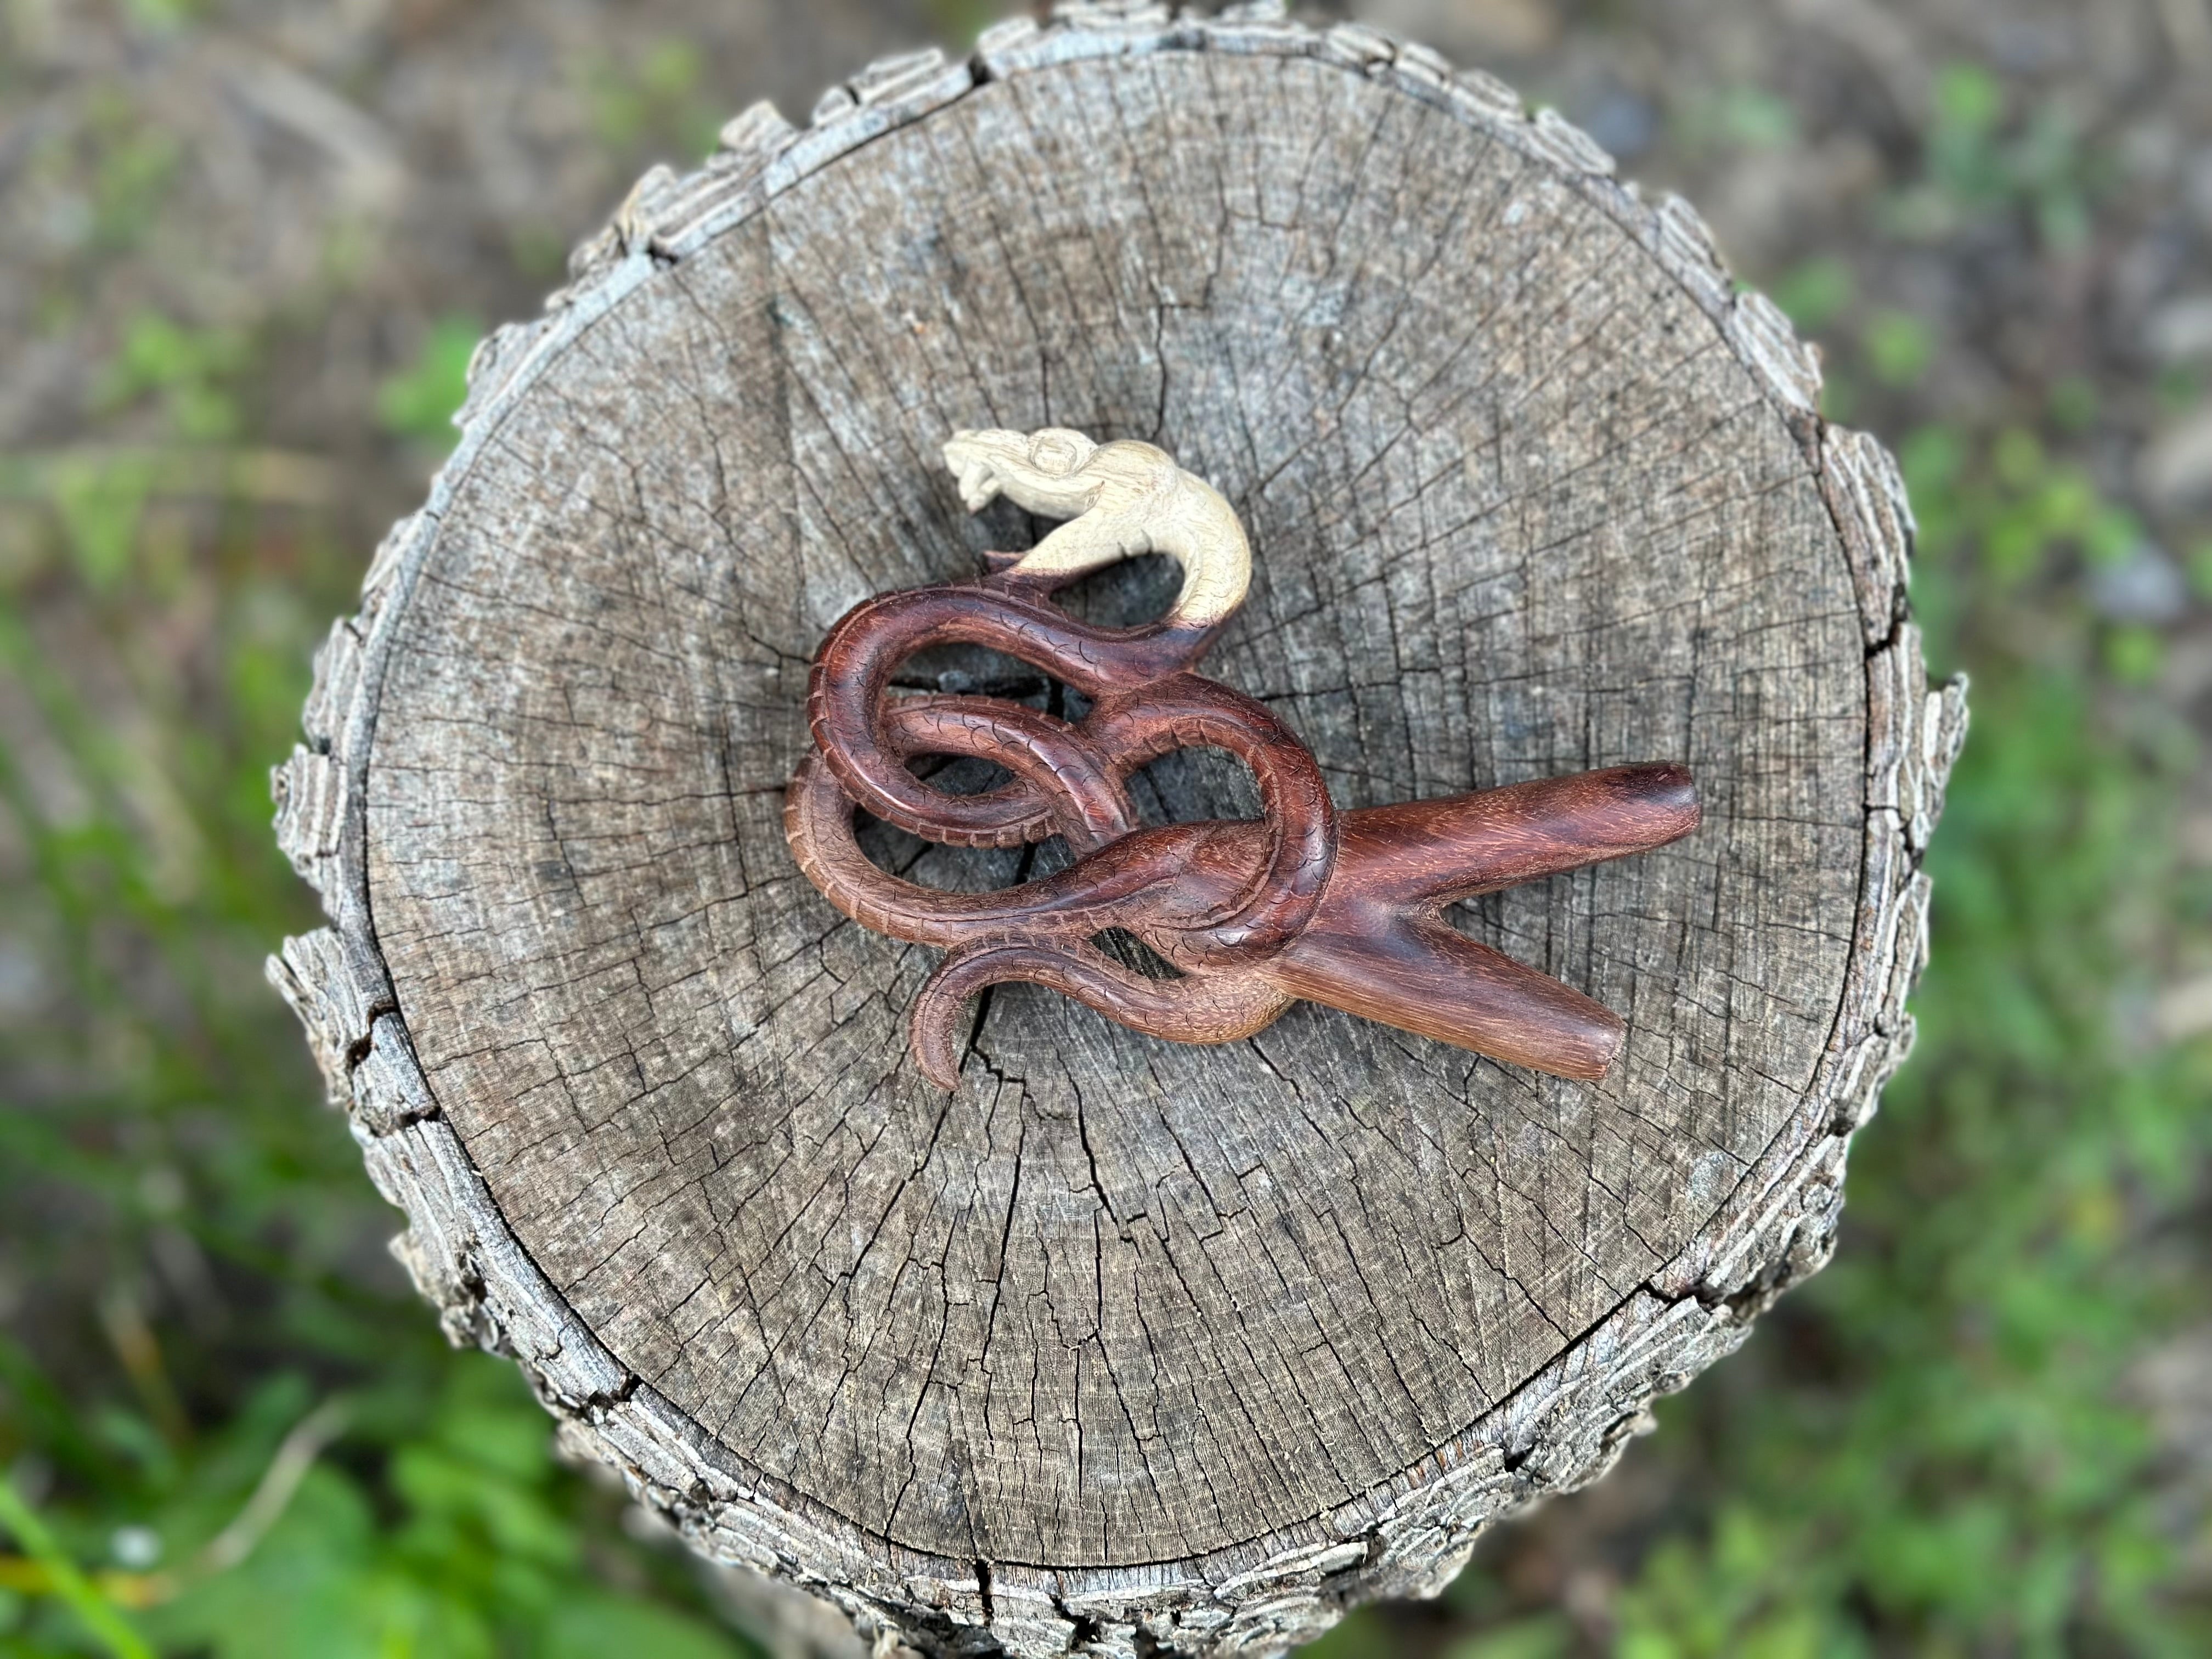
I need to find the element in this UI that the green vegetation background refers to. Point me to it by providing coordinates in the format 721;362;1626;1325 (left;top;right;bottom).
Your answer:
3;4;2209;1656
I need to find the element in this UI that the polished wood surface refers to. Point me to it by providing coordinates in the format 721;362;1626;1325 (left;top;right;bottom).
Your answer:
786;429;1700;1085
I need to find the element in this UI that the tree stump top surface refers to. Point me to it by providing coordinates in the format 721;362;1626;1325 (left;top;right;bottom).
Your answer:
271;12;1962;1654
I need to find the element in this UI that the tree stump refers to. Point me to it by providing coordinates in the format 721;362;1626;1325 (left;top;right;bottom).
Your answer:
269;8;1966;1655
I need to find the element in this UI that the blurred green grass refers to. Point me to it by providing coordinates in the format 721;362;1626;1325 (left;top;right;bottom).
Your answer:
2;20;2209;1659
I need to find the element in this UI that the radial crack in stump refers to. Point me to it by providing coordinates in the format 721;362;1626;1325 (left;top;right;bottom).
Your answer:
270;10;1965;1657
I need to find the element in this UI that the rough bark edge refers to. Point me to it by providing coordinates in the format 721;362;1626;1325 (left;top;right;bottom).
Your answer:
266;5;1971;1653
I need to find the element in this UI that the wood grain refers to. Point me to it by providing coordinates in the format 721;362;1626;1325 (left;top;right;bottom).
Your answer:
267;8;1966;1655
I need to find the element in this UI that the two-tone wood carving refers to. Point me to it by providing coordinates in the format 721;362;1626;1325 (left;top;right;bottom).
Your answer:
787;426;1701;1086
269;8;1967;1657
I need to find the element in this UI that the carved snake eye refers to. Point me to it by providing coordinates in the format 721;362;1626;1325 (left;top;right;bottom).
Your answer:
1029;430;1089;475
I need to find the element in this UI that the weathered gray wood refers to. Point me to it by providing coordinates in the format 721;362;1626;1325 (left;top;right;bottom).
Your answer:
268;7;1965;1655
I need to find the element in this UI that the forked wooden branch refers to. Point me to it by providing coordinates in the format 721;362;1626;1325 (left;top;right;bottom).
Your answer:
787;427;1701;1085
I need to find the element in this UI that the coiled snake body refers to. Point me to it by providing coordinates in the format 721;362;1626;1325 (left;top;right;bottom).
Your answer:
784;427;1700;1088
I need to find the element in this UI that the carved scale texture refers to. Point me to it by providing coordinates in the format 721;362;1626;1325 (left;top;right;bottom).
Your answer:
268;9;1965;1656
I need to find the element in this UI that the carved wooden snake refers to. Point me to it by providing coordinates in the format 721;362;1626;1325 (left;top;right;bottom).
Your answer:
783;427;1700;1088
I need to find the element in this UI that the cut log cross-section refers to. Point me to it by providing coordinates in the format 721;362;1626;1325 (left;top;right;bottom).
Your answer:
269;8;1965;1657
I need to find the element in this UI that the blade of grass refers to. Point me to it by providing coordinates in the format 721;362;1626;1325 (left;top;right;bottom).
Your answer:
195;1397;348;1574
0;1472;156;1659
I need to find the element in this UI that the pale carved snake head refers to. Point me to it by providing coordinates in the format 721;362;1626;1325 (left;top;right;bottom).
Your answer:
941;426;1249;629
943;427;1105;515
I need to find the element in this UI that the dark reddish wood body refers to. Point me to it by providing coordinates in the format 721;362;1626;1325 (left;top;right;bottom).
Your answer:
786;563;1700;1086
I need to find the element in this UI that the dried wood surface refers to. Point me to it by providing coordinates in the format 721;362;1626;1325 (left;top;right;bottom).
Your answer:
268;6;1965;1654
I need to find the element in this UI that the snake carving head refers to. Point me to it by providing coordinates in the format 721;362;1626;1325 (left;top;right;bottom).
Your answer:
941;425;1250;630
944;426;1103;515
